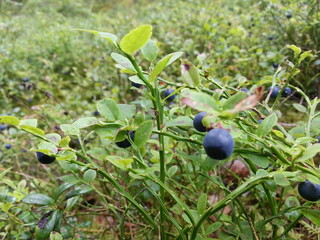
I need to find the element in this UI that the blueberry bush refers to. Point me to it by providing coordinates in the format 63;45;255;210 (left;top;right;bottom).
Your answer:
0;0;320;239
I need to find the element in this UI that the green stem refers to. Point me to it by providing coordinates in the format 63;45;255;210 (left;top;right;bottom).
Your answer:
190;173;275;239
124;53;167;239
71;152;158;231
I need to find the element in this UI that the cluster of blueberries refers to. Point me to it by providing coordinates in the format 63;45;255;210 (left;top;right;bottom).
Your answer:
33;80;320;202
268;86;292;98
193;112;234;160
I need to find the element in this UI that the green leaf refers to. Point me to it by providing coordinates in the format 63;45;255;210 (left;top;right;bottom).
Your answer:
59;136;71;148
87;148;108;161
167;165;178;177
165;116;193;127
65;196;80;211
181;89;219;113
73;29;118;46
22;194;54;205
72;117;98;129
134;120;153;147
105;156;133;170
118;104;136;120
97;98;120;121
287;44;301;59
35;210;60;240
20;125;45;137
50;232;63;240
205;222;222;235
65;185;93;200
256;113;278;137
301;209;320;226
273;172;290;186
141;39;158;61
120;25;153;55
222;92;247;110
45;133;61;144
129;74;147;86
19;119;37;127
181;60;201;87
149;52;183;83
59;161;79;171
38;141;58;154
53;182;78;201
241;153;271;168
60;124;80;135
111;53;136;72
295;144;320;162
83;169;96;183
93;124;121;139
293;103;307;113
298;50;313;65
197;193;207;215
0;116;20;126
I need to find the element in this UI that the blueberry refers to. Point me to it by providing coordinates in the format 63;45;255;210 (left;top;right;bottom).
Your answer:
240;88;249;93
316;136;320;143
131;81;142;88
0;125;6;131
268;36;274;40
93;110;100;117
273;63;279;69
5;144;11;149
298;180;320;201
193;112;207;132
23;77;30;82
36;152;56;164
163;89;176;101
286;13;292;19
282;87;292;97
267;86;281;98
116;131;135;148
203;128;234;160
258;120;263;124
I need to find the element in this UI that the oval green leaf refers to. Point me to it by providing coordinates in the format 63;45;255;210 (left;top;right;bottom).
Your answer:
120;25;153;55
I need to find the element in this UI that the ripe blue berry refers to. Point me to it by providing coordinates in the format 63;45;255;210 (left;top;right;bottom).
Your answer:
0;125;6;131
36;152;56;164
193;112;207;132
286;13;292;19
203;128;234;160
5;144;11;149
93;110;100;117
282;87;292;97
163;89;176;101
298;180;320;202
240;88;249;93
116;131;135;148
131;81;142;88
273;63;279;69
268;86;280;98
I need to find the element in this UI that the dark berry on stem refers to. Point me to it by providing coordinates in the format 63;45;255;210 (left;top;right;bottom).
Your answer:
203;128;234;160
298;180;320;202
163;89;176;101
193;112;208;132
267;86;280;98
36;152;56;164
116;131;135;148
